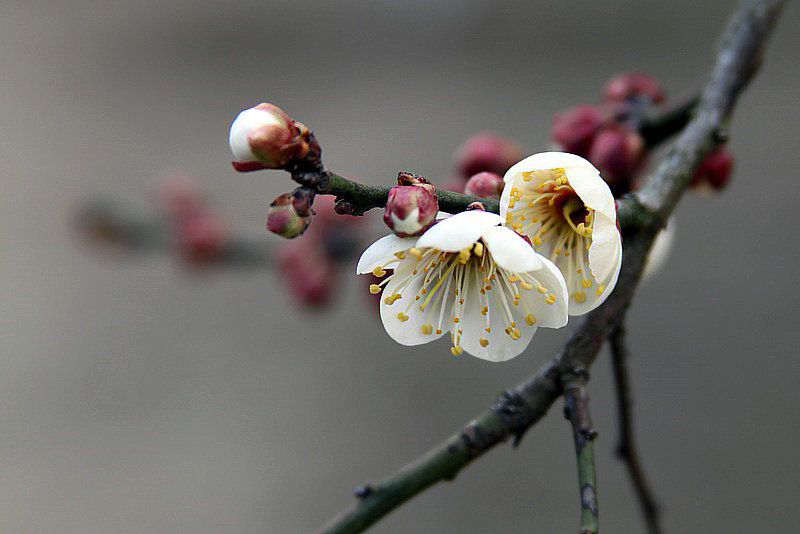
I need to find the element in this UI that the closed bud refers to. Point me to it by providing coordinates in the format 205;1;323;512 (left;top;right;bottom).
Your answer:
464;172;505;200
156;174;205;220
551;106;606;157
605;72;666;105
278;237;335;308
229;103;308;171
177;212;227;263
588;129;646;190
690;148;733;192
383;185;438;238
453;134;524;179
267;191;314;239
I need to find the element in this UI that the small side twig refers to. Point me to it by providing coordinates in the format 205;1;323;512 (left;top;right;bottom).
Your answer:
562;370;599;534
609;323;662;534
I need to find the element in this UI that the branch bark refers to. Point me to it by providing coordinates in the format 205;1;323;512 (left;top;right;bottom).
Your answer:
609;323;661;534
317;2;785;533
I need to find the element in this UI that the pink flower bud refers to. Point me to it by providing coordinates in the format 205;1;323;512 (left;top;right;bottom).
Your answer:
588;129;646;189
383;185;438;238
691;148;733;191
266;191;313;239
464;172;505;200
551;106;606;157
278;237;335;308
229;103;308;171
453;134;524;179
605;73;666;105
177;212;227;263
155;174;205;220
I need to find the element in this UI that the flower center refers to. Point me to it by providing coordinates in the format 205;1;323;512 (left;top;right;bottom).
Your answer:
369;241;559;356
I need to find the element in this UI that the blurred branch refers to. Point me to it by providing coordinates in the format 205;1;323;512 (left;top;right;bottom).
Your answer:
318;1;785;532
561;370;599;534
609;323;661;534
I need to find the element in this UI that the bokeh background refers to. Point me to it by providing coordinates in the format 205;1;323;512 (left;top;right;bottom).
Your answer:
2;1;798;532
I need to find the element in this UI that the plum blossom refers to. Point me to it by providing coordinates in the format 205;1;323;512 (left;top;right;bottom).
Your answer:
357;210;568;362
501;152;622;315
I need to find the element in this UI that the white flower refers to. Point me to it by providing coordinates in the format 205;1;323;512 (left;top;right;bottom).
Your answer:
357;210;569;362
500;152;622;315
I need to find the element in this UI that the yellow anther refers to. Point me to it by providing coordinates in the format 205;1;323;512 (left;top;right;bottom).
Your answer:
419;305;425;311
397;313;409;322
453;317;459;323
421;325;433;335
479;339;489;348
508;201;516;209
537;286;548;294
526;314;536;326
565;251;571;256
509;275;520;283
436;329;442;335
415;296;420;301
546;293;557;304
511;321;516;328
491;274;496;281
481;306;488;316
596;285;606;296
394;251;405;260
412;269;418;275
573;292;587;303
555;249;562;255
533;237;542;246
520;280;533;290
485;285;493;291
409;248;423;258
582;280;593;288
522;171;534;182
532;217;539;223
485;327;491;333
480;289;486;295
421;288;427;294
513;299;520;306
459;248;471;264
473;242;484;257
509;328;522;340
450;346;464;357
372;267;386;277
576;269;583;274
459;298;464;305
369;284;382;294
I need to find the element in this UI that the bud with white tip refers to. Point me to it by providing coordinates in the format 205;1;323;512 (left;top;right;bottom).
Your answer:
383;186;438;238
229;103;308;172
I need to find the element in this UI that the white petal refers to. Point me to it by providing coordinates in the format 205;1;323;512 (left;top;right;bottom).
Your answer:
228;108;282;162
587;212;622;285
642;218;675;281
481;226;542;273
415;210;503;252
565;166;616;221
458;286;536;362
503;152;599;182
356;234;416;274
379;271;446;346
520;256;569;328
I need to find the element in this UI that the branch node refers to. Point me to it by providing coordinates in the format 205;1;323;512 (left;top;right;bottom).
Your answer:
354;484;373;499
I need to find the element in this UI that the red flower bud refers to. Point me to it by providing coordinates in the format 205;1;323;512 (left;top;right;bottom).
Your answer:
605;72;666;105
383;185;438;238
453;134;524;179
464;172;505;200
266;191;313;239
551;106;606;157
278;237;335;308
588;129;646;189
229;103;309;171
691;148;733;191
177;212;227;263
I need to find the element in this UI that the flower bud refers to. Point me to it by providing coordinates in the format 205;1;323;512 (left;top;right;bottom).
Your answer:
266;190;314;239
177;212;227;263
464;172;505;200
383;185;438;238
551;106;606;157
278;237;335;308
229;103;308;171
155;174;205;220
453;134;524;179
690;148;733;192
588;128;646;191
605;72;666;105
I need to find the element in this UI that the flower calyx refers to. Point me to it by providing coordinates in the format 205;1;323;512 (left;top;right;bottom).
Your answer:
229;103;314;172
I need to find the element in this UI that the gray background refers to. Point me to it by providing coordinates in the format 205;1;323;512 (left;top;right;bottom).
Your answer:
2;1;798;532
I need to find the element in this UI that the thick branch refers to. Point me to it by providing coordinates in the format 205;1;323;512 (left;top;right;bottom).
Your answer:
562;371;599;534
609;323;661;534
318;2;784;533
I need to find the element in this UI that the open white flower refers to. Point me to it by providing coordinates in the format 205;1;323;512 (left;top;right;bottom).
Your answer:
357;210;568;362
500;152;622;315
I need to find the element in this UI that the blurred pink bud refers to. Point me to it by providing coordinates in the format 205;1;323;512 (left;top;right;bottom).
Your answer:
440;178;465;194
589;129;646;188
691;148;734;191
552;106;606;157
453;134;524;179
278;238;335;308
229;103;309;171
383;185;438;237
177;212;227;263
605;72;666;105
156;175;205;220
464;172;505;200
266;191;314;239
